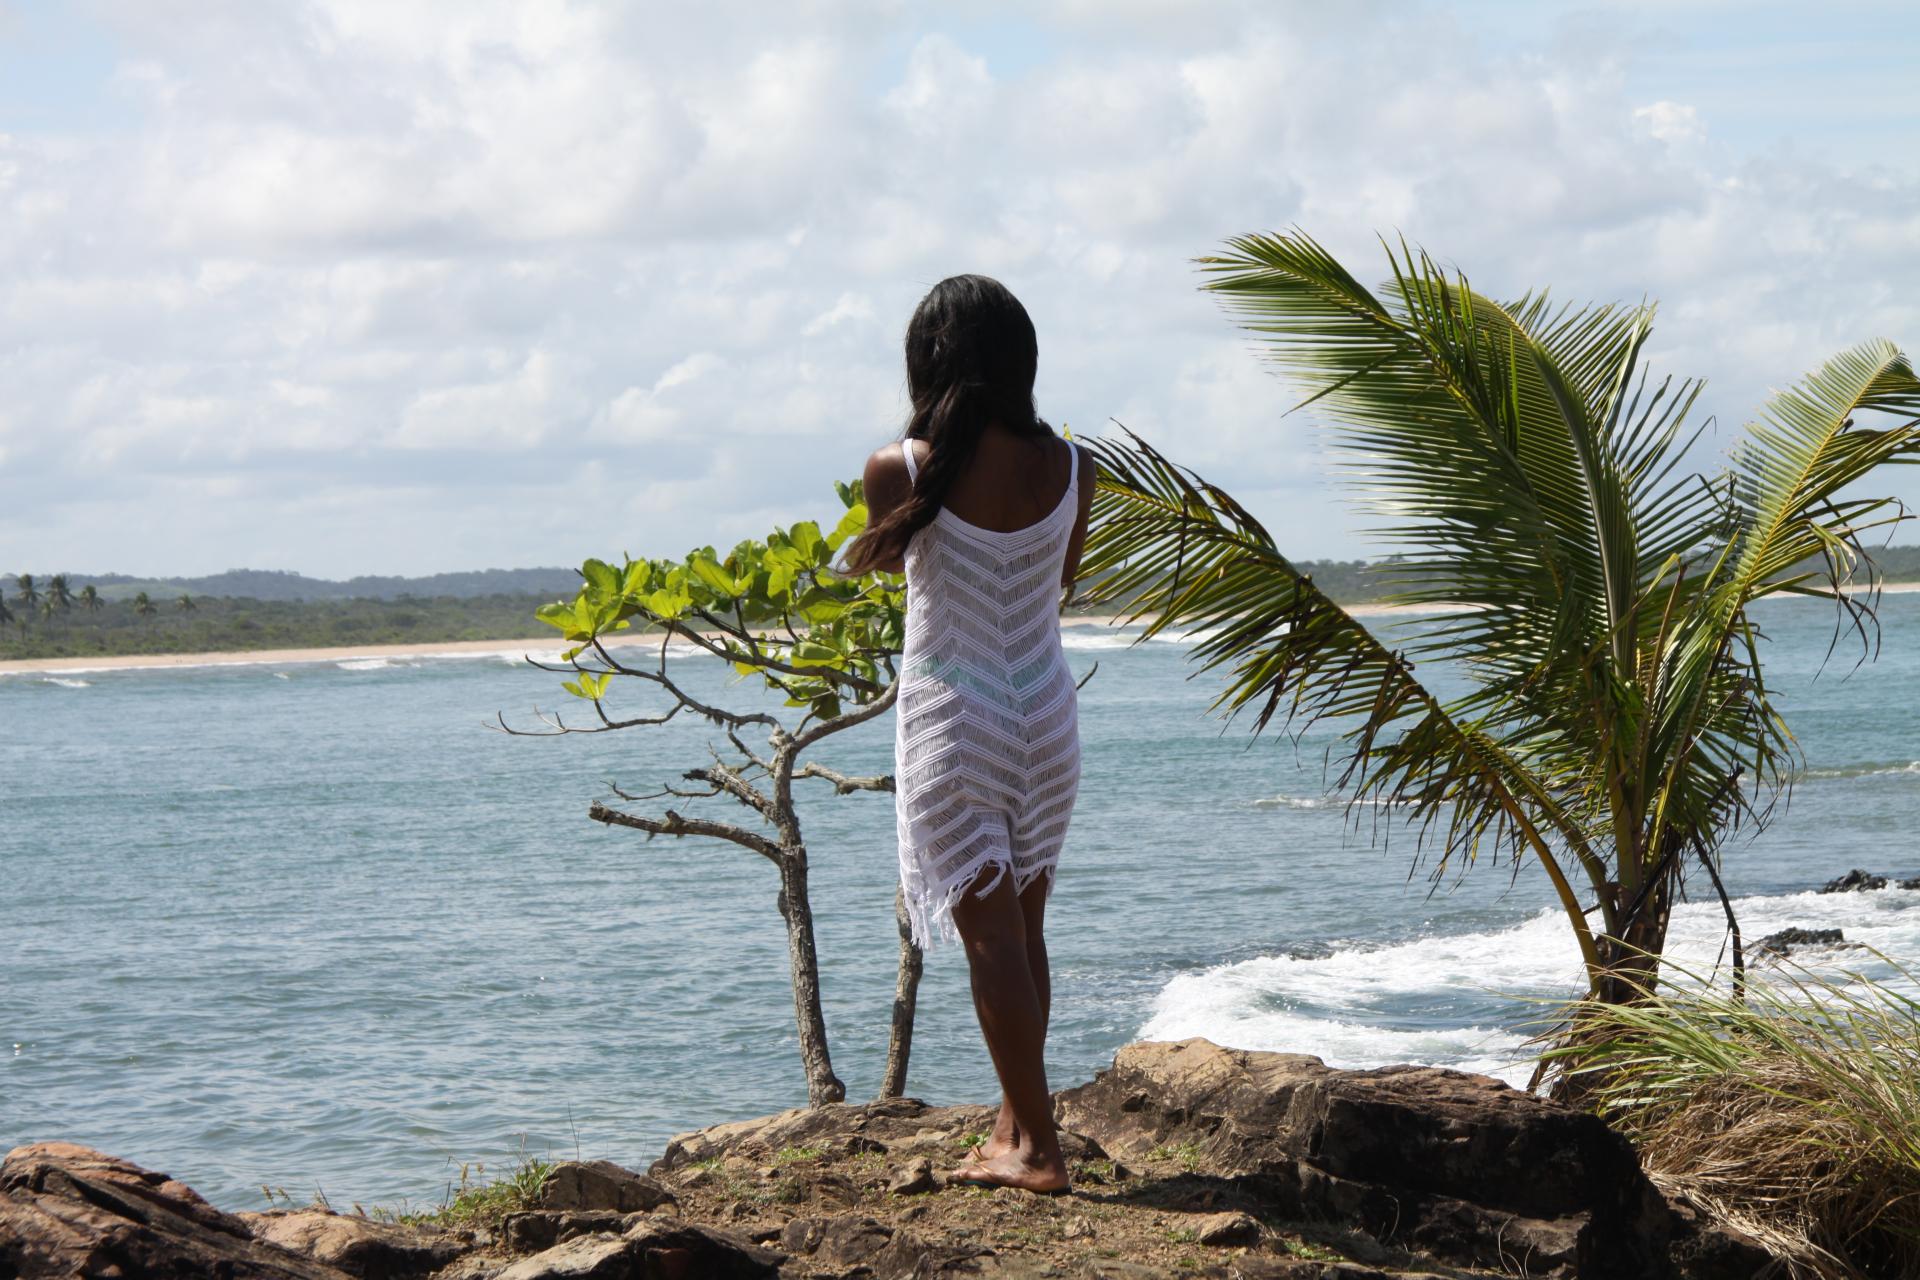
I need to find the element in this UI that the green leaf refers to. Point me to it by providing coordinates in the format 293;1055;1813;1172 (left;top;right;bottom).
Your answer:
691;555;738;597
789;640;841;667
645;588;691;619
582;558;619;598
829;503;868;551
790;520;823;565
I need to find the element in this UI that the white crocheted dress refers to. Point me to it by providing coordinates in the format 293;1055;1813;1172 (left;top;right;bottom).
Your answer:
893;439;1082;949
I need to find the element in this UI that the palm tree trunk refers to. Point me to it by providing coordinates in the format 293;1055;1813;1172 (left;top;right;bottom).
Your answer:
1552;877;1674;1103
877;884;923;1099
776;852;846;1106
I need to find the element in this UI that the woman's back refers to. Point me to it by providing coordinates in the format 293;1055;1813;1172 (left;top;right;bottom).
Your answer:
892;432;1084;947
916;430;1077;534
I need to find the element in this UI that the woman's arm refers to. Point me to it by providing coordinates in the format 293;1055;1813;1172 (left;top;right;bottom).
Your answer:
1060;441;1096;591
858;444;914;575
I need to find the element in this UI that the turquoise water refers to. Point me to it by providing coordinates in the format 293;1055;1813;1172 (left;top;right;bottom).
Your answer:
6;596;1920;1210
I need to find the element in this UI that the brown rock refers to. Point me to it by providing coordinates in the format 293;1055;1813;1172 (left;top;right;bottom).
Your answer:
237;1209;461;1278
1055;1039;1674;1278
498;1209;637;1253
888;1158;939;1196
492;1219;780;1279
1;1142;350;1279
778;1213;894;1266
492;1232;629;1279
1193;1211;1260;1246
536;1161;675;1214
652;1096;1105;1174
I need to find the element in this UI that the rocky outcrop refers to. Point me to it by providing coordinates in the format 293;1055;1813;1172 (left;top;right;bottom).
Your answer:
1056;1039;1675;1278
0;1142;350;1279
535;1160;675;1215
236;1209;461;1278
2;1041;1779;1279
1821;868;1889;892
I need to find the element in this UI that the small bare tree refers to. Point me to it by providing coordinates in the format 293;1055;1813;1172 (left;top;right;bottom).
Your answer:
500;484;919;1106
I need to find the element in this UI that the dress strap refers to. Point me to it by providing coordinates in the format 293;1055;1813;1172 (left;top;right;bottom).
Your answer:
901;439;919;483
1066;439;1078;493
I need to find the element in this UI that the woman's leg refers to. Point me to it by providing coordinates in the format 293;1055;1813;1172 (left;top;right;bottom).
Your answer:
982;872;1053;1159
948;864;1068;1191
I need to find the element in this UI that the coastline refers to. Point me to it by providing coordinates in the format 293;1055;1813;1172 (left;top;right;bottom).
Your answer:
5;584;1916;676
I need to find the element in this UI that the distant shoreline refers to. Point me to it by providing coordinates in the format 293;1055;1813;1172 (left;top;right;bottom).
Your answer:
5;585;1916;677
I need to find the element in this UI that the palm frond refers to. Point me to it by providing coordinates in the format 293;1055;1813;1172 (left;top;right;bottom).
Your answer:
1082;429;1605;975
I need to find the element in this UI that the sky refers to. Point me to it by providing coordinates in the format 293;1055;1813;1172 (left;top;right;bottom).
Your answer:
2;0;1917;578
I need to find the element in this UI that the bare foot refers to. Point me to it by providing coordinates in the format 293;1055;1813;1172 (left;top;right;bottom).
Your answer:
976;1110;1019;1163
947;1146;1070;1194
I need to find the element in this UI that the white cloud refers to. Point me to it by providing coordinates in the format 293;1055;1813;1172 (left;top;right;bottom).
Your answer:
0;1;1915;577
1635;100;1706;145
802;294;874;337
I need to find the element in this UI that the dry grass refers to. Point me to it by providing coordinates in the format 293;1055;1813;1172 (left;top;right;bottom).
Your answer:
1537;953;1920;1279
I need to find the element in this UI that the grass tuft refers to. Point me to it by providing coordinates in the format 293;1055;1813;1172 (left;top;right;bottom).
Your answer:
367;1149;555;1230
1538;952;1920;1279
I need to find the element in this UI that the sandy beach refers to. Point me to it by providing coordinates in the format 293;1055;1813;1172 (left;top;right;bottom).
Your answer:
5;585;1916;677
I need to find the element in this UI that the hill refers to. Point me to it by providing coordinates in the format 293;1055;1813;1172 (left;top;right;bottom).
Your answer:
0;567;582;603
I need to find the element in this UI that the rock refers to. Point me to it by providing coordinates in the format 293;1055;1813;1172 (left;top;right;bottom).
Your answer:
494;1219;780;1279
493;1233;629;1279
498;1209;638;1253
431;1256;508;1280
652;1095;1105;1174
1055;1039;1673;1278
237;1209;461;1278
1194;1210;1261;1246
1820;868;1887;893
1753;926;1849;958
1228;1264;1450;1280
1901;877;1920;891
0;1142;350;1279
887;1157;938;1196
778;1213;893;1267
536;1160;675;1214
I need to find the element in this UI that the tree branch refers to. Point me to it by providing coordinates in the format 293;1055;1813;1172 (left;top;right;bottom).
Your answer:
588;801;785;865
795;763;896;794
790;681;899;754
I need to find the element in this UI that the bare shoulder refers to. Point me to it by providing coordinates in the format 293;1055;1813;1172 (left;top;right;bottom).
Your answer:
1070;440;1096;498
863;440;914;515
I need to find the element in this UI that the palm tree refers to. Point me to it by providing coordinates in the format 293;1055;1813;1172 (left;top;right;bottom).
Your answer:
1083;230;1920;1015
44;575;73;613
79;584;102;613
14;574;38;612
133;591;157;618
176;594;196;613
0;596;12;628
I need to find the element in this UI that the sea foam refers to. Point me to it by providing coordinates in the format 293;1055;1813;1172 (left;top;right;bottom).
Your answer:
1141;884;1920;1086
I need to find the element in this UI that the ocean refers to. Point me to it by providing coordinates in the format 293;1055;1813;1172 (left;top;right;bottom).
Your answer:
5;595;1919;1212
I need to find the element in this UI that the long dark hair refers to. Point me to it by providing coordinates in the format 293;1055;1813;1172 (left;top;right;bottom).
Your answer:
843;274;1051;574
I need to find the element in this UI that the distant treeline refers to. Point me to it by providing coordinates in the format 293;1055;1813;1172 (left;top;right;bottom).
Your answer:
0;566;583;604
8;544;1920;661
0;593;562;661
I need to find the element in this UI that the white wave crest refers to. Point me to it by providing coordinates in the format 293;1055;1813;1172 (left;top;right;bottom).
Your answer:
1249;794;1413;810
1801;760;1920;780
1141;884;1920;1086
41;677;91;688
1060;632;1138;651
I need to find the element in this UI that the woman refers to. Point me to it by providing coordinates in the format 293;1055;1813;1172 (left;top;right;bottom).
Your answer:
845;274;1092;1194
